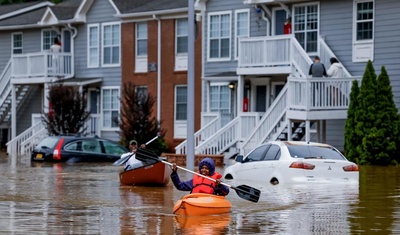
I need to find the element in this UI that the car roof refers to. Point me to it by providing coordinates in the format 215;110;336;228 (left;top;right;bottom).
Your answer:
266;141;333;148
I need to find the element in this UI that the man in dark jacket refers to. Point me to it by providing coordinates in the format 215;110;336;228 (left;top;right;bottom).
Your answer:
309;56;327;77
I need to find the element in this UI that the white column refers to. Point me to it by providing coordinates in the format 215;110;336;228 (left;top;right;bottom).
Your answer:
305;120;311;142
11;84;16;139
287;119;292;141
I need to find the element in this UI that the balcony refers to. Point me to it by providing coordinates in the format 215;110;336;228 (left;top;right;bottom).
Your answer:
237;35;301;75
287;76;362;120
11;52;73;84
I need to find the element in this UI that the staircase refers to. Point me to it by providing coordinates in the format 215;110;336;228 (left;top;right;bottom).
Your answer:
0;60;31;125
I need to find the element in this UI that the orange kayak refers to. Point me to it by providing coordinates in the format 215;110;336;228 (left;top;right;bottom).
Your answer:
173;193;231;216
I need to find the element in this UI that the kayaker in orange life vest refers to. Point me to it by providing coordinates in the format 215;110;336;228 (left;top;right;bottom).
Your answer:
170;158;230;196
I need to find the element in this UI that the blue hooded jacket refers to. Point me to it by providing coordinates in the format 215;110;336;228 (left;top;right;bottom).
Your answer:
170;158;229;196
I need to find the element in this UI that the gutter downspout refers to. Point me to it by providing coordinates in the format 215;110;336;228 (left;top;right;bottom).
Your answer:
67;23;78;79
259;4;271;36
153;15;161;123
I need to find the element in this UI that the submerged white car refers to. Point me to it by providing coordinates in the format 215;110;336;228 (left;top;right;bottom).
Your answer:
224;141;359;185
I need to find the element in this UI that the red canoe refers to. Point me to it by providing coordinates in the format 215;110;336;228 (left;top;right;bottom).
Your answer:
119;161;172;186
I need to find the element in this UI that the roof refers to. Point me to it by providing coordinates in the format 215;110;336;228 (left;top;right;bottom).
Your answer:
0;7;47;27
0;0;84;29
113;0;188;15
0;0;48;15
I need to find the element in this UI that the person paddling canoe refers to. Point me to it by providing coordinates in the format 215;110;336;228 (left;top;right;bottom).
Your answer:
171;158;229;196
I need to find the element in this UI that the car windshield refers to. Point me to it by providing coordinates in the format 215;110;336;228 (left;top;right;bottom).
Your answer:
36;137;60;149
287;145;346;160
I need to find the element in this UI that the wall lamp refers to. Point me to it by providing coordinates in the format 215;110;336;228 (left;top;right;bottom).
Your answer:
228;82;235;90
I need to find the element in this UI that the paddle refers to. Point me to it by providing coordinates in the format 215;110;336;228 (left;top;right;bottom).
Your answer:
113;134;160;166
136;148;261;203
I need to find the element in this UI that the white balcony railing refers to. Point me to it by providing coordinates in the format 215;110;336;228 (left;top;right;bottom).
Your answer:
11;52;73;79
287;77;362;111
7;114;101;157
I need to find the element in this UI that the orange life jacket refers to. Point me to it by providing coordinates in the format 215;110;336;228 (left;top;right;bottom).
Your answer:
192;172;222;194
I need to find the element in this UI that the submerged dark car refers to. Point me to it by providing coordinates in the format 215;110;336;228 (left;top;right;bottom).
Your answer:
31;136;128;162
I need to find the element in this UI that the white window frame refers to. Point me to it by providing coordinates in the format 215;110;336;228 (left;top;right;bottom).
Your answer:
175;18;188;71
174;85;188;138
292;2;319;55
101;86;120;130
209;83;231;113
42;29;58;51
101;22;120;67
234;9;250;60
352;0;374;62
87;24;100;68
207;11;232;62
12;32;23;54
135;21;148;73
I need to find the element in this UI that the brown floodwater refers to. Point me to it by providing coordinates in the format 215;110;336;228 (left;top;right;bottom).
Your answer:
0;154;399;234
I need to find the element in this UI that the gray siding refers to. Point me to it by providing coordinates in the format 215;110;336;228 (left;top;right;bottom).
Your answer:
16;86;42;134
74;0;121;87
0;29;42;73
325;119;346;152
204;0;267;77
321;0;400;110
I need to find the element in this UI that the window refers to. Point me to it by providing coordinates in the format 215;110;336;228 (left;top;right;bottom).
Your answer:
235;9;249;59
102;23;120;66
176;18;188;54
88;24;99;68
263;145;281;160
293;4;318;53
102;87;120;128
246;145;270;162
136;86;148;103
136;22;148;56
135;22;148;72
208;11;231;60
42;30;58;50
355;0;374;41
12;33;23;54
175;86;187;121
210;85;230;113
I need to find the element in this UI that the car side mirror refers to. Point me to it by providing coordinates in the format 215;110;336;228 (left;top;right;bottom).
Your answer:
235;155;244;163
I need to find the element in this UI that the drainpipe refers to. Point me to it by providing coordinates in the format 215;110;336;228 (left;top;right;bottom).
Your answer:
153;15;161;123
259;4;271;36
67;23;78;79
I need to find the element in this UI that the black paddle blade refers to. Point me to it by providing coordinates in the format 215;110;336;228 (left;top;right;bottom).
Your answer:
232;184;261;203
136;148;161;164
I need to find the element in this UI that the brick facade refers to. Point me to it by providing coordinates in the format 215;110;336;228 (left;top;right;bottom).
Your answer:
121;19;202;153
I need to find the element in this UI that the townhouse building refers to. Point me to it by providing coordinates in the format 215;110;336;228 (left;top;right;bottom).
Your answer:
176;0;399;157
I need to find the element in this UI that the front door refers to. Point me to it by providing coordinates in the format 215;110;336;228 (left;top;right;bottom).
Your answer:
271;82;285;104
62;29;71;52
255;85;267;112
88;89;100;135
273;9;287;35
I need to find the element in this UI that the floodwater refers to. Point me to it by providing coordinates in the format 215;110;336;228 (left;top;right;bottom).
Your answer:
0;154;399;235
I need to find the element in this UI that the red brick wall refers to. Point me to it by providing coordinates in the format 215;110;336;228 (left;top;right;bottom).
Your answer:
121;19;202;153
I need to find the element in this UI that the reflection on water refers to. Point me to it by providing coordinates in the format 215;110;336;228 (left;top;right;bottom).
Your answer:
0;154;399;234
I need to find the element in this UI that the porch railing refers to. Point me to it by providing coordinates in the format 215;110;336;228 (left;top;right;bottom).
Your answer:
239;35;351;79
7;114;101;157
11;52;73;79
195;113;260;155
287;77;362;110
175;113;221;155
